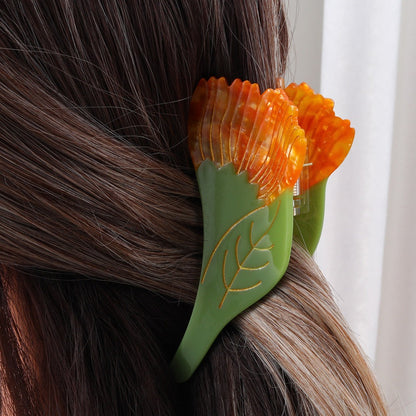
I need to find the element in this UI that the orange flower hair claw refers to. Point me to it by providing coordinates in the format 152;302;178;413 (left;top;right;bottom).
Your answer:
170;77;306;382
285;82;355;254
170;77;354;382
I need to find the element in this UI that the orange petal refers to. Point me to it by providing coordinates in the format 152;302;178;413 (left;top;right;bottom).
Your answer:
188;77;306;204
285;82;355;188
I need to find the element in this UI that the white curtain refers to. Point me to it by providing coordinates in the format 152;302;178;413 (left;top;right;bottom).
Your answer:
287;1;416;414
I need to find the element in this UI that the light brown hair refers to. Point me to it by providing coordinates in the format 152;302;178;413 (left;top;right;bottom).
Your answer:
0;0;387;414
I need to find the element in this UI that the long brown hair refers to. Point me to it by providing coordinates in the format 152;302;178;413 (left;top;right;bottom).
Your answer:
0;1;387;414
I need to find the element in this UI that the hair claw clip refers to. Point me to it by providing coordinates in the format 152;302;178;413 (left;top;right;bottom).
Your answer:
170;77;306;382
285;83;355;255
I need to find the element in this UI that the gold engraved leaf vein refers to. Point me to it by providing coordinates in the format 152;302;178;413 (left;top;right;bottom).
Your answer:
200;205;265;284
218;200;281;309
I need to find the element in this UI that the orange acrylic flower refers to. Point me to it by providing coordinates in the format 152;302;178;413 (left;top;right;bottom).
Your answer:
188;77;306;204
285;82;355;189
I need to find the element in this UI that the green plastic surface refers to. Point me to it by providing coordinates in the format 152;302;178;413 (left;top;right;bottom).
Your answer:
170;160;293;382
293;179;327;255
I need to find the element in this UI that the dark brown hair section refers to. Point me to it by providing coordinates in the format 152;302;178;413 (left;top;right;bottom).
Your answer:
0;1;386;415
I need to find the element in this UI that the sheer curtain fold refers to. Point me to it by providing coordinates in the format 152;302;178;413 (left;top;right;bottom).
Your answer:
375;0;416;413
317;0;402;360
288;0;415;414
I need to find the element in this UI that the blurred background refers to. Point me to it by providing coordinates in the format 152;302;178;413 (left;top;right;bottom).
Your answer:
286;0;416;414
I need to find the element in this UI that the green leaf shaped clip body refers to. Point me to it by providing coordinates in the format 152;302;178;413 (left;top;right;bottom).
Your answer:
171;77;306;382
170;161;293;382
293;177;327;256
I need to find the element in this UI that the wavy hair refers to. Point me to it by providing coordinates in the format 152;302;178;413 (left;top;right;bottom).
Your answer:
0;1;387;414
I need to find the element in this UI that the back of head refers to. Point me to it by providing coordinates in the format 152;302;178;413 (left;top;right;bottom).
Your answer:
0;1;387;415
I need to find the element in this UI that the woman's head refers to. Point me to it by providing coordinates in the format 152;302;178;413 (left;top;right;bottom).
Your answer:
0;1;387;415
